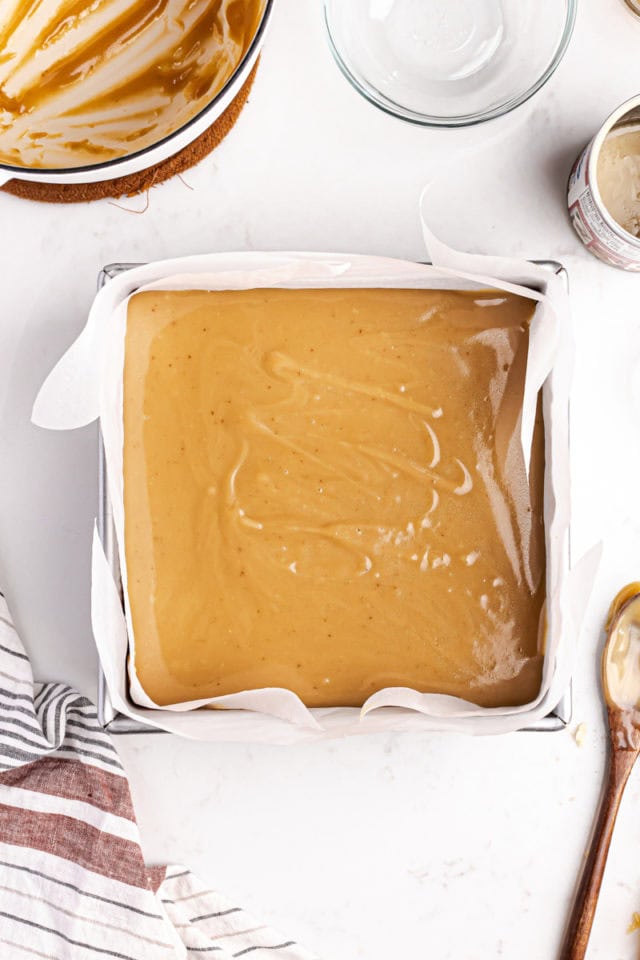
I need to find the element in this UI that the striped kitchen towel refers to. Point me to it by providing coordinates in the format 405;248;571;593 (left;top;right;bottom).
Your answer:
0;594;318;960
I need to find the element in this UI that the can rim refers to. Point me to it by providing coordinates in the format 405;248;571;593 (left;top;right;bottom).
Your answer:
587;94;640;247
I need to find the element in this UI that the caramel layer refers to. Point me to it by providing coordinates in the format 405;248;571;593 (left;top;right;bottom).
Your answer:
124;288;545;708
0;0;264;168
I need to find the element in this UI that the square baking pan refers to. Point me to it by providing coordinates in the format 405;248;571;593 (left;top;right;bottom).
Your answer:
96;260;572;735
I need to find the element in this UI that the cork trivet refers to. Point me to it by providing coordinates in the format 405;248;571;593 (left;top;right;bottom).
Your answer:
2;60;258;204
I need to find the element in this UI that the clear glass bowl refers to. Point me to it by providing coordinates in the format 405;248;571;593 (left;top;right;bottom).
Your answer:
324;0;577;127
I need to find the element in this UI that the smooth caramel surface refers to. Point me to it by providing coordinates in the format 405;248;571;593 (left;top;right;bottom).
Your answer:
0;0;264;169
124;287;546;708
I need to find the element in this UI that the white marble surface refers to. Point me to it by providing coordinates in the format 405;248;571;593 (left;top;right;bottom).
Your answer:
2;1;640;957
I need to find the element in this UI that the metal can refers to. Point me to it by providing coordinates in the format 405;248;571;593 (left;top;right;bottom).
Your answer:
568;95;640;271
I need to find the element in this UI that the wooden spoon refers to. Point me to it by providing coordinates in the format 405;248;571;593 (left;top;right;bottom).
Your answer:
560;582;640;960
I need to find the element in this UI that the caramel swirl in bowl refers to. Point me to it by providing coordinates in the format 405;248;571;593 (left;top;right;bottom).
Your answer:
0;0;265;169
124;287;546;708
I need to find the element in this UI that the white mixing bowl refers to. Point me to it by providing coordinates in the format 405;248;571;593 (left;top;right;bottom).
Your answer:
0;0;275;187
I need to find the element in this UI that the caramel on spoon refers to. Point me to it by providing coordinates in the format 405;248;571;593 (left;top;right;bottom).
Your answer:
560;582;640;960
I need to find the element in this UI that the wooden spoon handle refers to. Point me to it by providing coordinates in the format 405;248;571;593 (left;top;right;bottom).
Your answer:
559;747;638;960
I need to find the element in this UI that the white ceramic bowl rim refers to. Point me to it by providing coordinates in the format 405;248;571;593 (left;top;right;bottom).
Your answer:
0;0;275;181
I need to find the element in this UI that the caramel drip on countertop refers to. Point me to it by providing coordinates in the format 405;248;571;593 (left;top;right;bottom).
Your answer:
124;288;546;709
0;0;265;168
